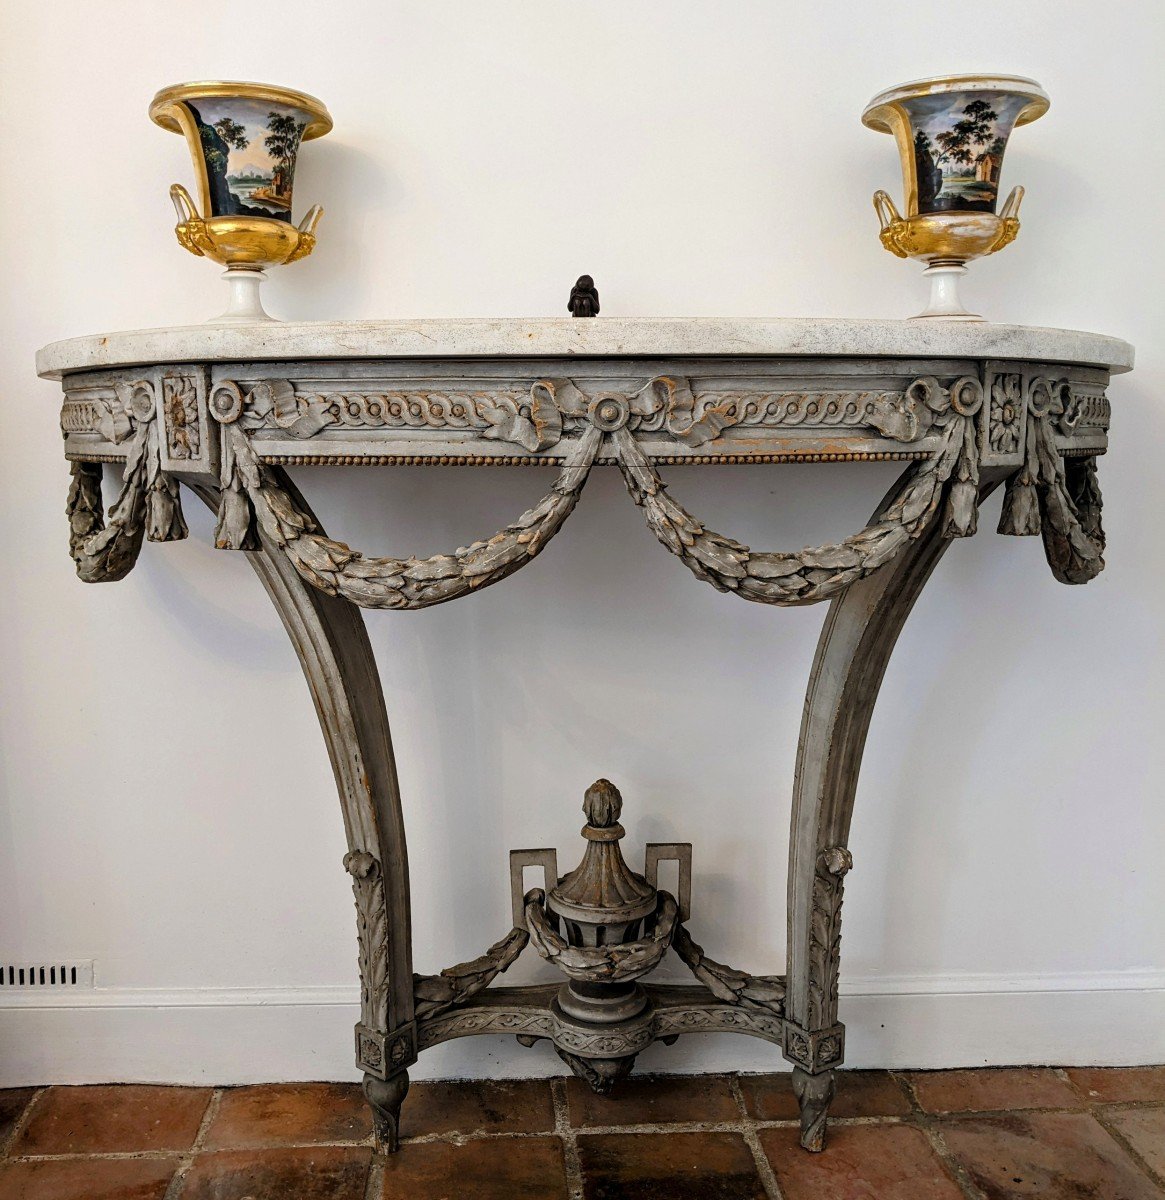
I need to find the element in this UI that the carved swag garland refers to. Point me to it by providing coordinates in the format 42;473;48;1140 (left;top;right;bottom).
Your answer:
67;372;1106;603
199;371;1083;611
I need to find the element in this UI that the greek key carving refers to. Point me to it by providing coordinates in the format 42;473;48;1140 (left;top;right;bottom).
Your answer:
229;373;939;453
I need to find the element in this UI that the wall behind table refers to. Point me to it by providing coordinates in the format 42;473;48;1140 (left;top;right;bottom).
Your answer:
1;0;1161;1084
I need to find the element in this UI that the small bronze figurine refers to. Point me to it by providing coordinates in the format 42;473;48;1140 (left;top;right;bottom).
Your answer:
568;275;600;318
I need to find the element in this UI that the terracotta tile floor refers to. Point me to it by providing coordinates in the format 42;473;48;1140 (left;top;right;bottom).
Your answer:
0;1067;1161;1199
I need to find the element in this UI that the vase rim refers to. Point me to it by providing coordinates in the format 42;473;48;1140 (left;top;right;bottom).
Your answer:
149;80;333;140
863;73;1049;133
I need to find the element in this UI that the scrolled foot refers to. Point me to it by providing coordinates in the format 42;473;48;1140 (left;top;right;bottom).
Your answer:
792;1066;835;1152
363;1070;409;1153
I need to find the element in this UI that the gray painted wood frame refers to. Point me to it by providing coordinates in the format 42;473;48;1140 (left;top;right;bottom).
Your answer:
39;320;1131;1153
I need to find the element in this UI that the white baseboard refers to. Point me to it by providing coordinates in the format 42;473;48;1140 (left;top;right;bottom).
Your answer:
1;972;1162;1086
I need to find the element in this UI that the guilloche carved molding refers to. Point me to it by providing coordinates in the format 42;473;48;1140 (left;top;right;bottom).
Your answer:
222;373;947;452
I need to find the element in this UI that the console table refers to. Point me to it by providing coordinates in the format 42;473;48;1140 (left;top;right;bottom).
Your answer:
37;317;1133;1154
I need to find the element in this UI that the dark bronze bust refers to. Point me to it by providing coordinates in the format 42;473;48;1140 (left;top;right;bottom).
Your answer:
568;274;600;318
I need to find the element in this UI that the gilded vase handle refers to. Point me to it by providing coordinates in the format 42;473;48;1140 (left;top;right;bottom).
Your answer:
872;189;903;231
284;205;324;265
168;183;211;259
998;185;1025;220
991;186;1025;254
872;190;909;259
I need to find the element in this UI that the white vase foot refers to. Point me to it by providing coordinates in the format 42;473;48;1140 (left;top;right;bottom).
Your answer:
209;267;277;324
911;261;983;321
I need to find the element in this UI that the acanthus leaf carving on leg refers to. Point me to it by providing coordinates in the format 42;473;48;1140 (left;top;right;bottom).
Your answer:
344;850;390;1032
807;846;852;1031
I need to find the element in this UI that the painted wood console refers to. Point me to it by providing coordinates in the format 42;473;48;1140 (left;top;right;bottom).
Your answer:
37;317;1133;1153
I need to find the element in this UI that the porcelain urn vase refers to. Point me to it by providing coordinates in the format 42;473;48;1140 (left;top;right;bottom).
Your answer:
149;81;333;322
862;74;1049;320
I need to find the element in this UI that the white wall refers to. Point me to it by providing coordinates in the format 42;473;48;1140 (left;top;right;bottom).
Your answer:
1;0;1162;1085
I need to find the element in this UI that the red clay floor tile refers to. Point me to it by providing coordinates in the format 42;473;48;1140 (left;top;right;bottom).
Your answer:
906;1067;1081;1114
740;1070;912;1121
940;1110;1164;1199
1103;1106;1165;1183
761;1122;965;1199
400;1078;554;1137
176;1145;370;1200
1066;1066;1165;1106
565;1073;739;1127
203;1082;371;1149
577;1130;767;1200
380;1136;569;1200
0;1156;178;1200
12;1085;212;1155
0;1088;37;1149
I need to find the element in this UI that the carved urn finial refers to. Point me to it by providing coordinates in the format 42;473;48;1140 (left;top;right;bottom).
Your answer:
583;777;621;827
511;779;693;1095
548;779;656;945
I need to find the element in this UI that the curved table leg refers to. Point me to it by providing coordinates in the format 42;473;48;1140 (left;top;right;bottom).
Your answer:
194;477;415;1151
783;474;1003;1151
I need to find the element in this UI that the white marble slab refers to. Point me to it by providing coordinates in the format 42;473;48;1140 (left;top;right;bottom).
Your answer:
36;317;1134;379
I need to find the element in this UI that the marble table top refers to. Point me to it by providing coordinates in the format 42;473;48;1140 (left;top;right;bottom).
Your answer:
36;317;1135;379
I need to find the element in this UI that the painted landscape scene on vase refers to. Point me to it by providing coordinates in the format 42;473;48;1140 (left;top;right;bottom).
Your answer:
903;91;1030;214
186;97;310;222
